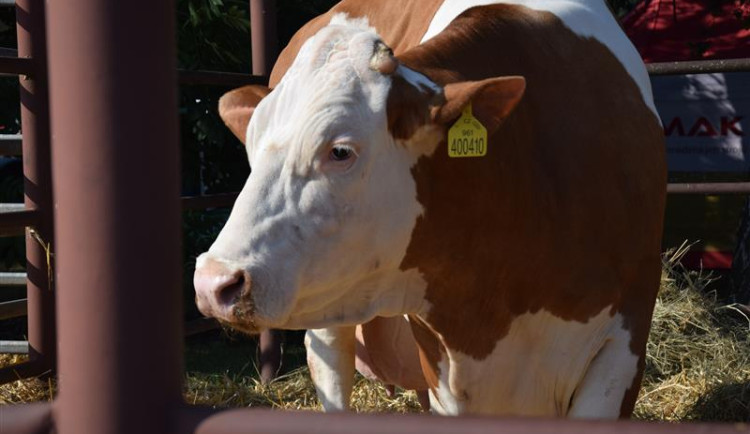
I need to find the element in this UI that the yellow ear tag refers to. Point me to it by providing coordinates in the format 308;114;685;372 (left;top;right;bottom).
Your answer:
447;103;488;158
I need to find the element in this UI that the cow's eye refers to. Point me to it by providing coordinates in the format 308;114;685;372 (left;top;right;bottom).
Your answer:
330;145;353;161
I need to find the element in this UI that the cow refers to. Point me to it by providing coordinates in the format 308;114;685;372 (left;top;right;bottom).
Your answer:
193;0;666;418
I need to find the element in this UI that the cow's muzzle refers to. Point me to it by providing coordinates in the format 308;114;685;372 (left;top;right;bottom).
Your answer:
193;256;257;332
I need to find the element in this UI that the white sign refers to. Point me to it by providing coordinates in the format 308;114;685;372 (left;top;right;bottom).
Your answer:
652;72;748;172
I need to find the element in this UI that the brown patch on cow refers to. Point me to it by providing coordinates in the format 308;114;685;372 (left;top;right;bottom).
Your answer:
386;74;439;141
396;4;665;368
218;85;271;144
269;0;445;87
408;314;444;393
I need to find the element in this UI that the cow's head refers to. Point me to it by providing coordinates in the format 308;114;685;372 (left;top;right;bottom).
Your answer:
194;15;525;333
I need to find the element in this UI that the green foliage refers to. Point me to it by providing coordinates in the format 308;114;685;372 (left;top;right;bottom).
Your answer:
177;0;251;71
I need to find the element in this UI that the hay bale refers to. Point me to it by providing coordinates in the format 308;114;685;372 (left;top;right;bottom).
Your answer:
0;354;54;404
633;242;750;422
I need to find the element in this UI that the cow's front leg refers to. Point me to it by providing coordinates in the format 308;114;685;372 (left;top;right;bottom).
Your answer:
305;326;356;411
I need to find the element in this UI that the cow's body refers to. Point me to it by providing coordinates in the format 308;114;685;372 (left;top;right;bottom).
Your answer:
194;0;665;418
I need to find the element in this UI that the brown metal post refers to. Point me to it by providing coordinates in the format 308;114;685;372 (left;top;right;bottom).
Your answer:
259;328;282;383
16;0;55;377
47;1;182;433
250;0;282;384
250;0;278;76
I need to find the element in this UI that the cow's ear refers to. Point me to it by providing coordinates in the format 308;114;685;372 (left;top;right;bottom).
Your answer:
431;76;526;136
218;85;271;144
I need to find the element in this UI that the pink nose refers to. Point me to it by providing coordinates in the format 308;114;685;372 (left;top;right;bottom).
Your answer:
193;257;250;321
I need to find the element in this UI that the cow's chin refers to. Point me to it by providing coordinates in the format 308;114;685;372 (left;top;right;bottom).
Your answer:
218;319;264;336
198;298;268;336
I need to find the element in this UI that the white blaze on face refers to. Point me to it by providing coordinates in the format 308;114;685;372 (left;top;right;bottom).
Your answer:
202;15;432;329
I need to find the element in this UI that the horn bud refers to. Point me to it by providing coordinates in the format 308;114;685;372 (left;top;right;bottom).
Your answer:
370;41;398;75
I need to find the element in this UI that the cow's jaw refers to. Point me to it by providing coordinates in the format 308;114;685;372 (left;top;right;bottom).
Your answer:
194;18;437;331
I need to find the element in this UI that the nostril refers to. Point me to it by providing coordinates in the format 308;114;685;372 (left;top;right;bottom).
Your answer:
194;257;252;320
218;273;245;307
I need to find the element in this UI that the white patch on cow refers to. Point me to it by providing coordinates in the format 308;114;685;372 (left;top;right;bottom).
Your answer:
421;307;638;417
567;319;640;418
305;326;356;411
329;12;374;33
421;0;659;119
201;16;434;331
429;356;462;415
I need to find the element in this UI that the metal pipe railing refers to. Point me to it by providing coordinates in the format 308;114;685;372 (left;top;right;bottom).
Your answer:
182;406;745;434
181;192;240;210
0;209;38;236
0;56;34;76
17;0;56;383
0;272;26;286
668;182;750;194
0;134;23;155
0;340;29;354
177;69;267;86
647;58;750;75
47;0;183;433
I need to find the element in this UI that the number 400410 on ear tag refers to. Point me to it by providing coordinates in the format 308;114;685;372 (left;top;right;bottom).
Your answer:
448;103;488;158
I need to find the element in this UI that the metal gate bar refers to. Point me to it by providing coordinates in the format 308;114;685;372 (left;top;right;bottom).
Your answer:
14;0;56;382
647;58;750;75
181;407;746;434
46;0;183;433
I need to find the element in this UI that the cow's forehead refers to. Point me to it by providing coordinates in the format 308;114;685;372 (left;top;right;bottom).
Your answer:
247;17;393;160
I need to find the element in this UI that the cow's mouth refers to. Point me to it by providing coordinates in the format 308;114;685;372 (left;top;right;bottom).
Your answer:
229;289;261;333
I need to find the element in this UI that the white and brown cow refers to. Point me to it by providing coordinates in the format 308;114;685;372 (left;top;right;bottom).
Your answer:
194;0;665;418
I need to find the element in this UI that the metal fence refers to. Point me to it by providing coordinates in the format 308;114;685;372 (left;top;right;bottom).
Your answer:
0;0;747;433
0;0;281;382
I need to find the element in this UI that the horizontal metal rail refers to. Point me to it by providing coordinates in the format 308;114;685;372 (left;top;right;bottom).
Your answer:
182;406;749;434
177;69;269;87
0;209;36;236
667;182;750;194
0;403;53;434
184;317;221;336
0;47;18;57
181;192;239;210
647;58;750;76
0;298;27;320
0;340;29;354
0;203;25;212
0;0;14;6
0;56;34;76
0;133;22;155
0;272;26;286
